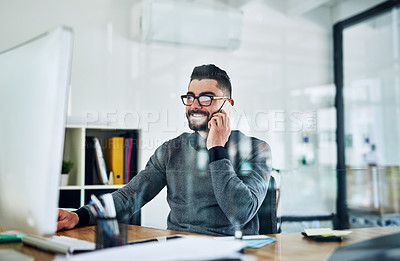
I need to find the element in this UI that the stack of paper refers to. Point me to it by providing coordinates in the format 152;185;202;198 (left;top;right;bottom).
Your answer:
55;236;249;261
302;228;352;242
304;228;352;237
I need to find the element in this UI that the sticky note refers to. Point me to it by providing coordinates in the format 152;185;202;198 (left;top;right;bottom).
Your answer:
304;228;334;236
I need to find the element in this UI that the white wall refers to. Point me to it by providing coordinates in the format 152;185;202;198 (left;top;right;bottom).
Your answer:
333;0;388;23
0;0;387;230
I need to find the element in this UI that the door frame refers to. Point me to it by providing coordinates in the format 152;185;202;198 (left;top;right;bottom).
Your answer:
333;0;400;229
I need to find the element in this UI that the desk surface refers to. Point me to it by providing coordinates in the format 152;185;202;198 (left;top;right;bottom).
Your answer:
1;225;400;260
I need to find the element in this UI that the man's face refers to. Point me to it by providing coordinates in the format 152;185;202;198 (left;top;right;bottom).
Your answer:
185;79;226;131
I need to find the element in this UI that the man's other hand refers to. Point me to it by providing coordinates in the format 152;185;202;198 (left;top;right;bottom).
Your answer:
57;209;79;231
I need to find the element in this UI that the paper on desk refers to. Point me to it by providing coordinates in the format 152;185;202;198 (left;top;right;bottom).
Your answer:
304;228;352;237
55;235;246;261
214;235;276;248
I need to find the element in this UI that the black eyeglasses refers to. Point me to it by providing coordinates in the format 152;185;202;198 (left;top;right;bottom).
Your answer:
181;94;229;106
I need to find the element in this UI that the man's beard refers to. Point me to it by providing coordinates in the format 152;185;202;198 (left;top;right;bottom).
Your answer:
186;110;210;131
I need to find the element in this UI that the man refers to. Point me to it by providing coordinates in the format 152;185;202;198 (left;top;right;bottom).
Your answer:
57;64;272;236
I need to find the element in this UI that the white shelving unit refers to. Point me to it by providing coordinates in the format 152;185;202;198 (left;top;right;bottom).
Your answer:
60;124;141;209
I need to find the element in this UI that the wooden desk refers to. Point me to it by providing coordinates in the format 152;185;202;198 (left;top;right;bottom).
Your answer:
1;226;400;260
247;226;400;260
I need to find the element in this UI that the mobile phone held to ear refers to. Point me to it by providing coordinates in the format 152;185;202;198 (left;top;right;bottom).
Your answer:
220;101;236;118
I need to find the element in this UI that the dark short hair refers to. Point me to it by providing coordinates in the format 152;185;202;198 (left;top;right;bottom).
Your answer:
190;64;232;98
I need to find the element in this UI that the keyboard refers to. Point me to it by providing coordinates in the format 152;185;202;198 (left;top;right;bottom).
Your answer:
22;234;96;255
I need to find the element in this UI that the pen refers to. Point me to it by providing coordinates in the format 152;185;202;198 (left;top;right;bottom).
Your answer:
90;195;106;215
100;194;120;237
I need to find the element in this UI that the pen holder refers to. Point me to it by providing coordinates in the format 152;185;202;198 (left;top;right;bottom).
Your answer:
95;217;128;249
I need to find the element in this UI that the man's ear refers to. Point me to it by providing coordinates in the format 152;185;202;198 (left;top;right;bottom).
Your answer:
229;99;234;106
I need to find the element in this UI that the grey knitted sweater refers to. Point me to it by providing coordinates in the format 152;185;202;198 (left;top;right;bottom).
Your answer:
79;130;271;236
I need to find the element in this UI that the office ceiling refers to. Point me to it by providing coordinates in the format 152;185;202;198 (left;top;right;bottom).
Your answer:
285;0;345;15
223;0;349;15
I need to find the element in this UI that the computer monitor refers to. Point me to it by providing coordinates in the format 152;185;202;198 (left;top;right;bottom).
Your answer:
0;26;73;235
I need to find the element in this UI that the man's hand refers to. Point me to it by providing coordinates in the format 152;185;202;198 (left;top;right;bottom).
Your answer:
57;209;79;231
207;109;231;150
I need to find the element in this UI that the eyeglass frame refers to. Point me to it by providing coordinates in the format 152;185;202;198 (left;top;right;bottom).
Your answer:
181;94;230;107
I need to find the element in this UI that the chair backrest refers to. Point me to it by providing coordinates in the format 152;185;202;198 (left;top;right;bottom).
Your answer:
258;175;277;234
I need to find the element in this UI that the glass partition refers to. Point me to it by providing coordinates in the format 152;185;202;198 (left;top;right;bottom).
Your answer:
342;5;400;227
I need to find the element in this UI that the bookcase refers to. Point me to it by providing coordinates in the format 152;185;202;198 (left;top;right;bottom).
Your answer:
59;124;141;225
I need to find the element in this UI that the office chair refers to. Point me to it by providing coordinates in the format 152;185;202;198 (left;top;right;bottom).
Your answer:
258;175;278;234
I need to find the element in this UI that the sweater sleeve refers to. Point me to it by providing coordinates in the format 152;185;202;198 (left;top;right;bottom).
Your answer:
208;139;271;228
78;142;168;226
73;207;90;227
111;143;168;224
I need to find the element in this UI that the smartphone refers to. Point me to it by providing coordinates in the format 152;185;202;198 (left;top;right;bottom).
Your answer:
219;100;236;119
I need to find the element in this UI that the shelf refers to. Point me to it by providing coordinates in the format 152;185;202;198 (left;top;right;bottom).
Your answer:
59;185;82;190
84;185;125;189
59;125;141;211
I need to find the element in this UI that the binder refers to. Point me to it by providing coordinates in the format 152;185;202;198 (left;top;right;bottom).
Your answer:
124;138;133;184
85;137;96;185
130;136;138;180
122;132;138;181
105;137;124;185
93;137;109;185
